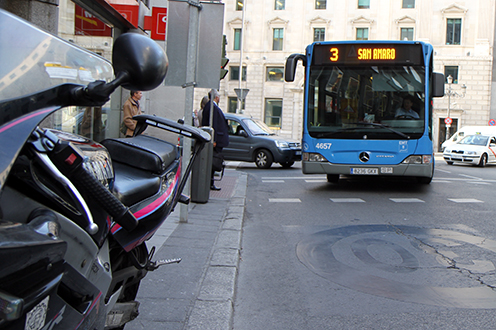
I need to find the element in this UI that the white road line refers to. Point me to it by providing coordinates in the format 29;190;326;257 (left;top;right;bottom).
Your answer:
390;198;425;203
468;181;491;185
448;198;484;203
330;198;365;203
436;169;451;173
305;180;327;183
269;198;301;203
459;174;483;180
262;180;285;183
432;180;451;183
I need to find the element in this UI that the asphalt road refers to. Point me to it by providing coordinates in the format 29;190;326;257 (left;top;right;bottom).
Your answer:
231;159;496;330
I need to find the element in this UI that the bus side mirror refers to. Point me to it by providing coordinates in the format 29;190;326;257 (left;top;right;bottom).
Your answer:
285;54;306;82
432;72;445;98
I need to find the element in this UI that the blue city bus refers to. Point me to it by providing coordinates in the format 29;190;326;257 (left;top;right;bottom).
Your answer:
285;41;445;183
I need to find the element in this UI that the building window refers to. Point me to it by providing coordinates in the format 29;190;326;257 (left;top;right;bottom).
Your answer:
356;28;369;40
402;0;415;8
275;0;285;10
236;0;243;11
230;66;247;81
358;0;370;9
273;28;284;51
266;67;284;82
445;66;459;84
228;97;245;113
446;18;461;45
400;28;414;40
315;0;326;9
314;28;326;41
234;29;241;50
265;99;282;128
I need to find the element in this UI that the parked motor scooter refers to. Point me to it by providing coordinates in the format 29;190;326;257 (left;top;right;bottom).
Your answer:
0;9;210;329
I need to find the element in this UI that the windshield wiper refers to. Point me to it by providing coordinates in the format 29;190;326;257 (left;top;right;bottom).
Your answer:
314;122;410;139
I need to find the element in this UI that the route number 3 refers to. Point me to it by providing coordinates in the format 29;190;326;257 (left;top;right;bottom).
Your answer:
329;48;339;62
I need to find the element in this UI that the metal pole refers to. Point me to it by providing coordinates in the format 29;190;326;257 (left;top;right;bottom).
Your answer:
180;0;201;223
445;89;451;142
237;0;246;113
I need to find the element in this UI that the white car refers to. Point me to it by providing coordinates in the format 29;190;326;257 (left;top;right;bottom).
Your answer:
443;135;496;167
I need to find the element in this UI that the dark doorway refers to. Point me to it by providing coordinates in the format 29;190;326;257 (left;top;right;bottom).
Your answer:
438;118;458;151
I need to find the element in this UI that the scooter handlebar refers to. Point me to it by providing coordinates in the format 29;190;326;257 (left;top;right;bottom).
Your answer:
71;166;138;232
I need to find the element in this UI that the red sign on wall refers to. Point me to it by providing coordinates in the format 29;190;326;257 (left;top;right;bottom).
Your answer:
75;5;112;37
110;4;139;28
151;7;167;40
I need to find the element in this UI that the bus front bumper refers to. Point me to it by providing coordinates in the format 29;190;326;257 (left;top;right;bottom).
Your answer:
302;161;434;178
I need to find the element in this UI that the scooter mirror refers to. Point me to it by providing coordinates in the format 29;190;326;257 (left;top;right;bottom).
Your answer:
112;33;168;91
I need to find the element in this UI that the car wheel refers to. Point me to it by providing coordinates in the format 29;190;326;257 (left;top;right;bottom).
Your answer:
478;153;488;167
327;174;339;183
280;161;294;168
255;149;273;169
446;161;453;165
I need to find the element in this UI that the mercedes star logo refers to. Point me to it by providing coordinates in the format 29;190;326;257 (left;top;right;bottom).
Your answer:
359;151;370;163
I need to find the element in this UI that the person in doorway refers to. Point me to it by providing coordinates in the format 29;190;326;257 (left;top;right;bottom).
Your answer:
395;94;419;119
201;89;229;191
122;90;142;137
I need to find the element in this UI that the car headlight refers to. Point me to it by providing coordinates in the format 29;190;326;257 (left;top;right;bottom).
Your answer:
275;140;289;149
445;149;451;153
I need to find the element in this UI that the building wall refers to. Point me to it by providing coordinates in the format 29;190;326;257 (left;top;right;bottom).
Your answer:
214;0;496;151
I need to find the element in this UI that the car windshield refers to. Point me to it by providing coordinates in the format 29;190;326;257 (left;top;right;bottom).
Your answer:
458;135;489;146
242;118;275;136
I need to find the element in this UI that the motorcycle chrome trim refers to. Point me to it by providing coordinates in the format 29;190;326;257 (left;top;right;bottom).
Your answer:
36;152;98;235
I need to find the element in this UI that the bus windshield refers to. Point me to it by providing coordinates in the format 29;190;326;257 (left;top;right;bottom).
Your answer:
308;65;425;139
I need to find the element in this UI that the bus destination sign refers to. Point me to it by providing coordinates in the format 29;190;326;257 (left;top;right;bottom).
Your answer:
313;43;424;66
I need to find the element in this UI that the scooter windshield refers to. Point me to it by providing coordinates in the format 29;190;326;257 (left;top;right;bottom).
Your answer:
0;9;114;103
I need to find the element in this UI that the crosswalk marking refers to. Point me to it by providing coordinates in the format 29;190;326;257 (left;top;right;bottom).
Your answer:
269;198;301;203
448;199;484;203
330;198;365;203
390;198;425;203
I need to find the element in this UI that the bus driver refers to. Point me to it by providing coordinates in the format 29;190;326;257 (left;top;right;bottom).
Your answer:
395;95;419;119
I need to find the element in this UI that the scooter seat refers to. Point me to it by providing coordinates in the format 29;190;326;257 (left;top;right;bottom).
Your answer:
102;135;178;174
112;162;161;206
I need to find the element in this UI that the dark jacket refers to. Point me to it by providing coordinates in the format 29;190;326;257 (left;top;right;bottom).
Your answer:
201;101;229;148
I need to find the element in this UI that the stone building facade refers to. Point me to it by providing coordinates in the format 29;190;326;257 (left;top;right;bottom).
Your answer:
216;0;496;151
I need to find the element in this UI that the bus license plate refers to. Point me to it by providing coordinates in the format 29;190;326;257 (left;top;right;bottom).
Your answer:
351;168;378;175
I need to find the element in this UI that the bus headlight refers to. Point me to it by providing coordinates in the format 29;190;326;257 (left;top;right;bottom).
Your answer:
402;155;432;164
303;152;328;162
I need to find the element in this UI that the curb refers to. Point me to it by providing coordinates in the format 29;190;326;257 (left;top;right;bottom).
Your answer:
185;173;247;330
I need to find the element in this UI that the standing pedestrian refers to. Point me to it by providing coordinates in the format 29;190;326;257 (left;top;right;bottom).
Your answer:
201;89;229;190
122;90;142;137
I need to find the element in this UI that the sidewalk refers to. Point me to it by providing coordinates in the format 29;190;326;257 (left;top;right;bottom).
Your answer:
126;166;247;330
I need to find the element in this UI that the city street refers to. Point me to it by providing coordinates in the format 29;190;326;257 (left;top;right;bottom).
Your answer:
232;158;496;329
